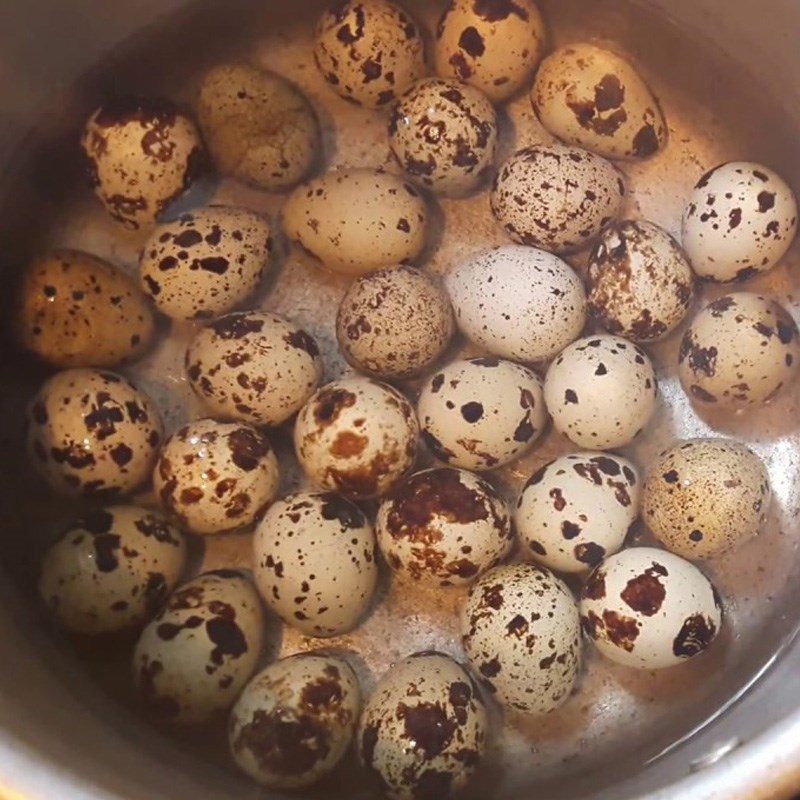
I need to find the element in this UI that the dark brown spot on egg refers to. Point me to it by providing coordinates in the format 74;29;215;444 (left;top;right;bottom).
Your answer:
621;566;666;616
228;427;271;471
673;613;717;657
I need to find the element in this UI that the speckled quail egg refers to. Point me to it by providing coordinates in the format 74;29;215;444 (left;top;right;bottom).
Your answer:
39;505;186;635
587;220;694;342
294;377;419;500
445;246;586;362
198;63;320;191
81;98;204;229
376;467;512;587
154;419;279;535
253;491;377;636
390;78;498;197
336;266;454;379
491;144;626;254
139;206;272;321
544;335;657;450
26;369;163;497
532;44;667;161
133;570;264;724
283;169;429;275
642;439;770;560
358;652;487;800
580;547;722;669
229;653;361;789
681;162;798;282
434;0;546;103
418;358;547;471
17;250;155;369
460;563;581;714
516;453;640;574
314;0;425;108
186;311;323;426
678;293;800;407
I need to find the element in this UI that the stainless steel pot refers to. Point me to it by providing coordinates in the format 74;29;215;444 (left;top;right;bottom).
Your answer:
1;1;800;798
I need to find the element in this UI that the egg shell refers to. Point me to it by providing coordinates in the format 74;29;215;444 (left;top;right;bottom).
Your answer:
81;98;204;229
460;563;581;714
491;144;626;254
587;220;694;342
336;266;454;379
434;0;546;103
445;245;586;362
357;652;487;800
532;44;667;161
544;335;657;450
294;377;419;500
139;206;272;321
133;570;264;724
642;438;771;560
198;63;320;191
678;293;800;407
418;358;547;471
283;169;429;275
580;547;722;669
229;653;361;789
314;0;425;108
253;491;378;637
186;311;323;426
26;368;163;498
376;467;513;587
516;453;640;574
681;162;798;282
38;505;186;635
17;250;155;369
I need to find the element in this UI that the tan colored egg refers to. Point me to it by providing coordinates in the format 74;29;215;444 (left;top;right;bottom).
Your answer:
198;63;320;191
81;98;204;229
153;419;279;535
336;266;454;379
283;169;429;275
140;206;272;321
26;368;163;498
17;250;155;368
532;44;667;161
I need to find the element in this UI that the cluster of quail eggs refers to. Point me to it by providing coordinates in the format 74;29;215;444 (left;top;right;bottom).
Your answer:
17;0;800;797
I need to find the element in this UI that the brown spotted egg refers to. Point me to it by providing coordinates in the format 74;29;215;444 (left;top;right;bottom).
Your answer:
26;368;163;497
133;570;264;724
532;44;667;161
544;335;657;450
229;653;361;789
81;98;204;229
38;505;186;635
376;467;512;587
17;250;155;369
460;563;581;714
682;162;798;282
153;419;279;535
434;0;546;103
516;453;640;574
678;293;800;407
587;220;695;342
418;358;547;471
186;311;323;426
253;491;377;637
314;0;425;109
389;78;499;197
642;439;770;560
336;266;454;379
491;144;626;254
139;206;272;321
294;377;419;500
580;547;722;669
445;245;586;362
357;652;487;800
